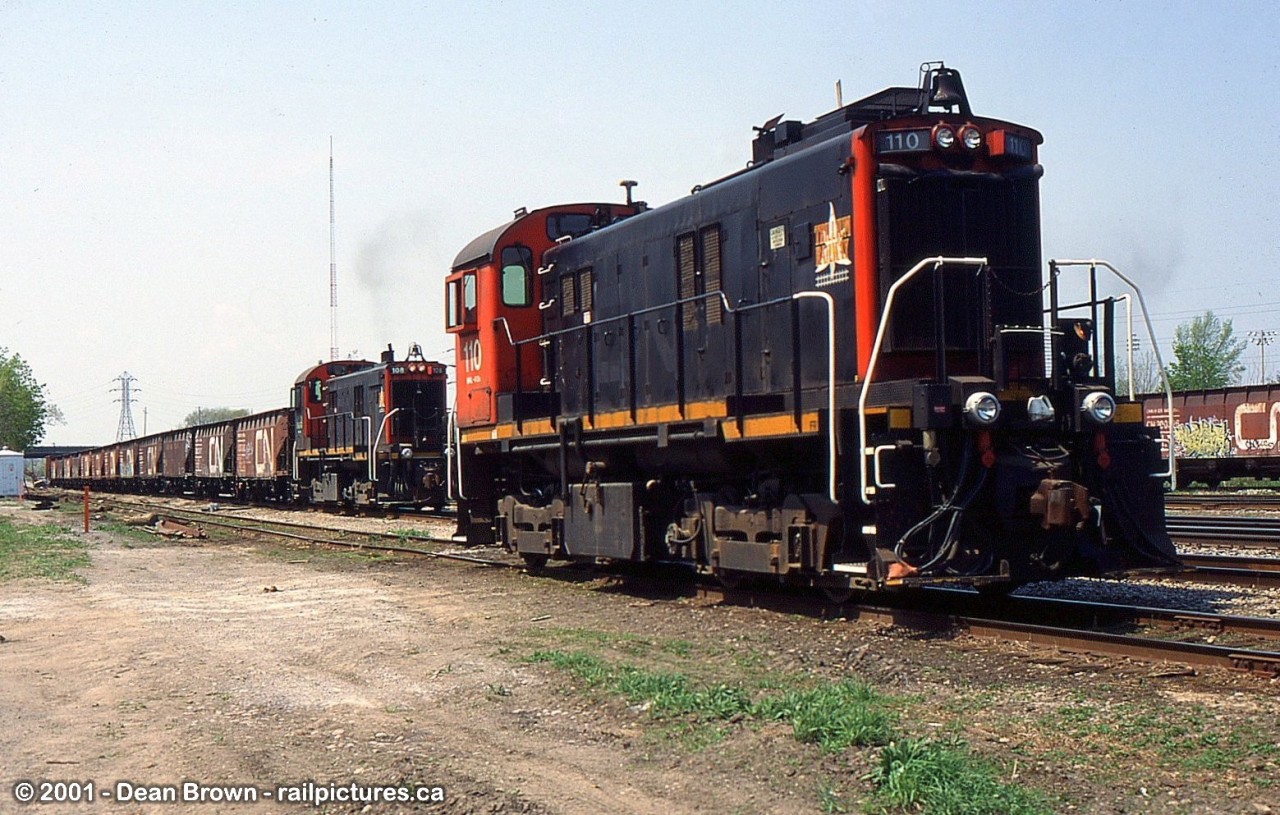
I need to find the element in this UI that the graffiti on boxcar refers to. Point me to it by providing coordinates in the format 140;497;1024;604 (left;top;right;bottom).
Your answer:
1147;399;1280;458
1171;417;1233;458
1233;402;1280;452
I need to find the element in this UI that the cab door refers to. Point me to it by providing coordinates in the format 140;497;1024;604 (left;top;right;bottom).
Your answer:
447;268;491;426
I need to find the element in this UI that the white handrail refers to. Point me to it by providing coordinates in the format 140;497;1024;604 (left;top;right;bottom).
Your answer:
857;256;989;505
1049;258;1176;488
361;416;374;480
1116;293;1134;401
791;291;837;503
495;289;836;503
447;404;466;500
369;408;401;485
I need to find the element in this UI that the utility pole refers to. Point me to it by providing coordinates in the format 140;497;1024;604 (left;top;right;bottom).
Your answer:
329;137;339;362
112;372;139;441
1249;330;1277;383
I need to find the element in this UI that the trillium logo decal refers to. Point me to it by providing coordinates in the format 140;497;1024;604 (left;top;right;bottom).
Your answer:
813;202;852;286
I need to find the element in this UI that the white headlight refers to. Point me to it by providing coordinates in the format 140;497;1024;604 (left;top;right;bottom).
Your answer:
1082;392;1116;424
934;126;956;149
963;392;1001;426
1027;395;1055;422
961;126;982;150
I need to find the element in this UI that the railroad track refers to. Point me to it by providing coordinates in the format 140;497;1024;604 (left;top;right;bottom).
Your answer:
78;491;1280;599
34;487;457;523
72;494;1280;678
1177;553;1280;590
1165;514;1280;549
88;495;511;568
1166;493;1280;512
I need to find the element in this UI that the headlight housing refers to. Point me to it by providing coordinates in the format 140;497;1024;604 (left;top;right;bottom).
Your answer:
1081;392;1116;424
963;391;1001;427
933;125;956;149
1026;395;1055;423
960;125;982;150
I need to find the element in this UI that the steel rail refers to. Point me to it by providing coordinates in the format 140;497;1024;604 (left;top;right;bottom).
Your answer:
956;616;1280;677
1166;494;1280;511
92;495;463;552
84;496;1280;677
1176;553;1280;590
1167;515;1280;549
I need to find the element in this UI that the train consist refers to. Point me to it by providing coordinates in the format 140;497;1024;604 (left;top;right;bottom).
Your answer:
47;345;449;508
446;64;1181;596
1145;385;1280;486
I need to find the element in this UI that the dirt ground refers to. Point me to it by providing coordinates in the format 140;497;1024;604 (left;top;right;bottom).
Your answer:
1;500;1279;814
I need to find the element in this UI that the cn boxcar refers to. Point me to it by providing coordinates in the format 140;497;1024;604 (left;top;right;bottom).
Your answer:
1144;385;1280;486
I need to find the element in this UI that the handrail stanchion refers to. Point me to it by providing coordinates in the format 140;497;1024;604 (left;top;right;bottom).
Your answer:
1050;258;1176;489
858;256;989;506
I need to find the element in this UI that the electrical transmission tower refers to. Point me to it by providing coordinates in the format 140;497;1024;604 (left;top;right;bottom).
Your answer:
112;372;139;441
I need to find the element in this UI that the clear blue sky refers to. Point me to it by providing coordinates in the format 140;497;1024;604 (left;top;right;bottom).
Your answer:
4;1;1278;444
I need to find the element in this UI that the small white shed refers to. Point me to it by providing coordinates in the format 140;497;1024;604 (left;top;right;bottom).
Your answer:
0;447;23;497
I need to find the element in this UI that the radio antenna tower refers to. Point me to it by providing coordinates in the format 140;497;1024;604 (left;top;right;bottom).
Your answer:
112;372;139;441
329;137;339;362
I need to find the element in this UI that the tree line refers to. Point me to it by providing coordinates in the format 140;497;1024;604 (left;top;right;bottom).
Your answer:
1117;311;1251;395
0;349;62;450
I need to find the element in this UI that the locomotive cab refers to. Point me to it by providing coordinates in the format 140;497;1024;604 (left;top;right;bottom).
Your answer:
445;204;635;428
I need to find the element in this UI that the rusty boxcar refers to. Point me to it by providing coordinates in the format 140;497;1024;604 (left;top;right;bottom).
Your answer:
1142;385;1280;485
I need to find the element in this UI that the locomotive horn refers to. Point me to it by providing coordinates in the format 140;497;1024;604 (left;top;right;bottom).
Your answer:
619;179;638;205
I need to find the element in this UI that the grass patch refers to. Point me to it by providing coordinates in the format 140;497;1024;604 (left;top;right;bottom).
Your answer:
538;626;665;657
1035;701;1280;777
256;541;398;564
0;517;90;582
525;648;897;745
865;738;1051;815
755;680;895;752
527;649;751;721
522;637;1051;813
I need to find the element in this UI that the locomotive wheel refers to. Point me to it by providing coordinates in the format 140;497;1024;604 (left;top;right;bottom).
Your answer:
521;553;549;572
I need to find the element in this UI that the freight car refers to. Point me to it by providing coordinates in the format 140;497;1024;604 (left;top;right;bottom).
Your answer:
1143;385;1280;486
446;63;1180;596
47;344;448;508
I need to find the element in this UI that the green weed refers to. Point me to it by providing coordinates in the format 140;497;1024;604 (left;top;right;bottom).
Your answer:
865;738;1051;815
0;517;90;582
754;679;895;752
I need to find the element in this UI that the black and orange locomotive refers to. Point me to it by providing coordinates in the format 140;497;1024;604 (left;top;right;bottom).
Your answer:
447;64;1179;595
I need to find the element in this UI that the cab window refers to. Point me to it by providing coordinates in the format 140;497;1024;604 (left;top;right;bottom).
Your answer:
446;279;461;328
500;245;534;306
446;273;479;328
462;273;477;323
546;213;595;241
